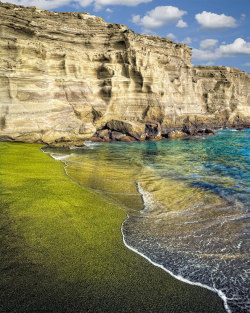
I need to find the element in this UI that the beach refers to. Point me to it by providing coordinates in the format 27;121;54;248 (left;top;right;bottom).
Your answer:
0;142;226;313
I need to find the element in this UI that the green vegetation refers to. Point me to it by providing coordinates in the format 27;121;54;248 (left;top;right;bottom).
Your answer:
0;143;225;313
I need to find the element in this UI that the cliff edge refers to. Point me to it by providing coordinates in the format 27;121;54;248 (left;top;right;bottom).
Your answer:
0;2;249;144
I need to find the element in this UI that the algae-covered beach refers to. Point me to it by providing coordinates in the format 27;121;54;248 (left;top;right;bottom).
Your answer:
0;142;226;312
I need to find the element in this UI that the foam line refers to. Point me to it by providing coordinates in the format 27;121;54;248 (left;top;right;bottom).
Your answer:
121;219;231;313
121;183;232;313
42;147;231;312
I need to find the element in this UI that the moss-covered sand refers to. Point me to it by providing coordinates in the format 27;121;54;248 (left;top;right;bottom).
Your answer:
0;143;226;313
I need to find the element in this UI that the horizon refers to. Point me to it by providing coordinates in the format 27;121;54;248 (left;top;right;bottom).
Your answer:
1;0;250;73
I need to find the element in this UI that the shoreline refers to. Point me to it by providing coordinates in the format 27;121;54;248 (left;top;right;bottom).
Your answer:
0;142;226;313
1;126;249;149
121;177;232;313
48;146;230;312
121;220;231;313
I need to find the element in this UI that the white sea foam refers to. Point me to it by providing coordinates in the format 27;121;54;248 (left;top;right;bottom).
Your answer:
137;182;166;214
41;148;71;174
121;222;231;313
40;146;243;313
50;153;70;161
121;183;232;313
84;141;100;149
40;148;70;161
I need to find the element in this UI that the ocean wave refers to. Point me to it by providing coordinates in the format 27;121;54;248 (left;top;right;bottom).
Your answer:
43;130;249;313
84;141;101;149
121;183;250;313
50;153;71;161
121;217;231;313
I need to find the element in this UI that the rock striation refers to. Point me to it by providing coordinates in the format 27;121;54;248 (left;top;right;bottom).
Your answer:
0;2;249;144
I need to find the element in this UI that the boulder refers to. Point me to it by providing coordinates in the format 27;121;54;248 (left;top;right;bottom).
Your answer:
103;136;111;142
191;128;215;136
89;137;104;142
168;130;188;139
120;136;137;142
106;120;146;140
111;131;126;141
98;129;110;139
147;135;162;141
161;126;173;137
145;121;161;138
182;124;191;135
205;128;215;135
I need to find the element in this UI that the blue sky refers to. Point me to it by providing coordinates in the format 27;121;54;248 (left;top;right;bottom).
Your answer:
4;0;250;72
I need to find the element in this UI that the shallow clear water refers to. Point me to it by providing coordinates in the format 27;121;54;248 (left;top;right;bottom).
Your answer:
46;129;250;313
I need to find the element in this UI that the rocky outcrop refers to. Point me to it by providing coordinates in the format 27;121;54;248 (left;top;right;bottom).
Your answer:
106;120;146;140
0;2;249;144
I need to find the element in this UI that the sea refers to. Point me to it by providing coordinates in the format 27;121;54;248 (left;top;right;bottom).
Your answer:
44;129;250;313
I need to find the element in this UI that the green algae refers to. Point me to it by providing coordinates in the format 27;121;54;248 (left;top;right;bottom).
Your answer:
0;142;226;313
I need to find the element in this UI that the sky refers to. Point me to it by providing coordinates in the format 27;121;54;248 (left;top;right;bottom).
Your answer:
3;0;250;72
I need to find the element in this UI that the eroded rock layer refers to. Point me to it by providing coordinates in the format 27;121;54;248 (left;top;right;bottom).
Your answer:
0;2;249;143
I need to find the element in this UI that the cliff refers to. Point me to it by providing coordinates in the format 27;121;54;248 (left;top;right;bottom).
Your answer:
0;2;249;144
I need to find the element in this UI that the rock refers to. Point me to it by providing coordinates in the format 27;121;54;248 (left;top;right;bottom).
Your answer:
79;123;97;135
168;131;188;139
197;128;206;134
120;136;137;142
89;137;104;142
190;128;215;136
0;135;15;142
182;124;191;135
205;128;214;135
145;121;161;139
189;129;198;136
47;141;86;148
111;131;126;141
103;136;111;142
106;120;145;140
97;129;110;140
0;2;249;143
161;126;172;138
147;135;162;141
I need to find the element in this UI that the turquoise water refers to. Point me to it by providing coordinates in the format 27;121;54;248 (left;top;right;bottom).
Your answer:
47;129;250;313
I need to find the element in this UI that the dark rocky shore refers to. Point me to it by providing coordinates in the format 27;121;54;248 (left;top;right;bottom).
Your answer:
47;119;249;147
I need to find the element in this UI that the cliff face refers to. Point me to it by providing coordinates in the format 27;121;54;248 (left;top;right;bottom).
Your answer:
0;2;249;143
